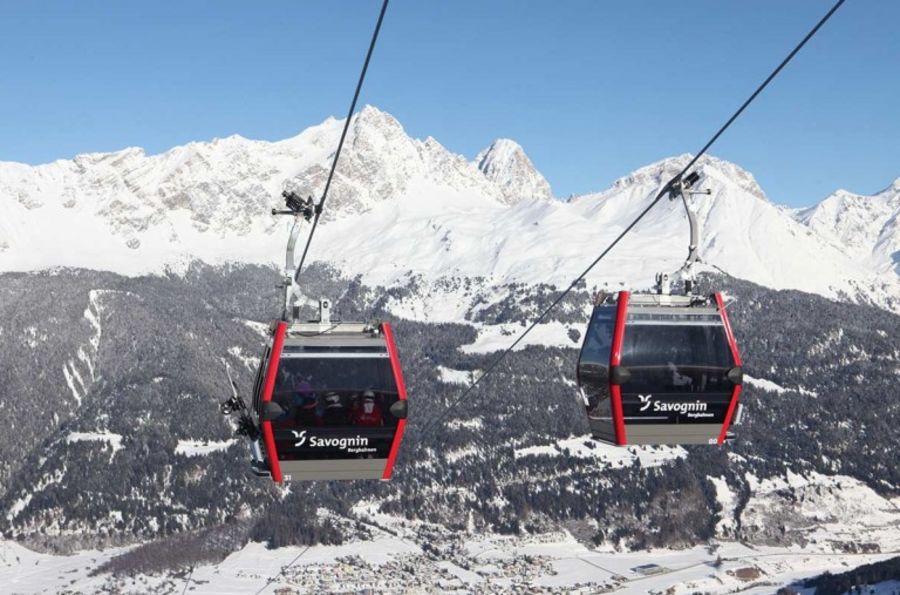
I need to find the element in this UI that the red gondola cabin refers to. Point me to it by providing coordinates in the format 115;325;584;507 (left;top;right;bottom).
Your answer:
248;302;408;482
577;291;742;445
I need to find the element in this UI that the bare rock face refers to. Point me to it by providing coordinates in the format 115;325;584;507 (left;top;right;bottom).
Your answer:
475;138;554;204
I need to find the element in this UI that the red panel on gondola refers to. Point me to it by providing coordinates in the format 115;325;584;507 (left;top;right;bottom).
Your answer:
260;321;287;483
380;322;407;480
609;291;630;446
715;292;743;445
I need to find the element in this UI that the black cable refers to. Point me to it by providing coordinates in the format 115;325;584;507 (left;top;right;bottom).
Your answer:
415;0;847;443
180;565;194;595
416;187;669;441
252;546;312;595
293;0;390;283
676;0;847;180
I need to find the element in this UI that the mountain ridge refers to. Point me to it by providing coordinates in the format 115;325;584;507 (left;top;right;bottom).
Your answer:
0;105;898;313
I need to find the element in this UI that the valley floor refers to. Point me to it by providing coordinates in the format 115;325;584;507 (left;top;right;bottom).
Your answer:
3;526;899;595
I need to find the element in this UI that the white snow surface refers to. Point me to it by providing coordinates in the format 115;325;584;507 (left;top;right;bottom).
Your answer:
744;374;789;394
796;177;900;276
461;321;575;353
1;106;897;315
744;374;820;398
436;365;475;385
65;431;123;457
514;435;687;469
174;439;237;457
2;531;898;594
475;137;554;203
741;471;900;548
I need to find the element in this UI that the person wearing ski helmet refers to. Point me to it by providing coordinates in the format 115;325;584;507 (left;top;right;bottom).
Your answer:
293;380;321;427
352;390;383;427
321;391;348;426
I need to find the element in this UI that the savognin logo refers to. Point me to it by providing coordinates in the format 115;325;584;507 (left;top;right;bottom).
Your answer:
635;395;713;418
289;430;376;454
638;394;653;411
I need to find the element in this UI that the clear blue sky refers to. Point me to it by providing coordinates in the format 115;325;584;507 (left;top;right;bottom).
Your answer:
1;1;897;207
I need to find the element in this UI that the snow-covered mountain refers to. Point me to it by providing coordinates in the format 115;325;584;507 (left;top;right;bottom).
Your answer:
796;178;900;276
0;105;897;313
475;138;554;203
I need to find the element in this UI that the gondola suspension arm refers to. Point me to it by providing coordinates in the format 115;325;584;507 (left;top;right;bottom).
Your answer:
417;0;848;444
658;171;712;294
271;190;316;320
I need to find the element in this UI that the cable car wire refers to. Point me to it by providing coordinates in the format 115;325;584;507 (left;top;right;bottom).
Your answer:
252;546;312;595
180;566;194;595
224;5;392;592
292;0;390;284
212;1;845;590
415;0;847;443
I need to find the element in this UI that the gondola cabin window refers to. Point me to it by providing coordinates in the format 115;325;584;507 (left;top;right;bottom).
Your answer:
621;316;733;394
578;306;616;438
251;346;271;412
264;345;403;463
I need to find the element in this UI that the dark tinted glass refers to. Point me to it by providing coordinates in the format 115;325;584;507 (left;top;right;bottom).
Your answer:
274;357;398;394
578;305;616;412
580;306;615;370
251;347;270;411
270;356;400;428
621;323;734;394
268;355;402;459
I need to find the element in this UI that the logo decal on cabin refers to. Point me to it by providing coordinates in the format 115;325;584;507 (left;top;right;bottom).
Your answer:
635;395;712;417
289;430;376;453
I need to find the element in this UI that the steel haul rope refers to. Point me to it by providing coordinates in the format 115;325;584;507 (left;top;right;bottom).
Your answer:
415;0;848;444
292;0;390;283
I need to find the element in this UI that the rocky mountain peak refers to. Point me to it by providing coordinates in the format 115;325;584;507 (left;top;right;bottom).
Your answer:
475;138;553;204
795;177;900;275
611;154;769;202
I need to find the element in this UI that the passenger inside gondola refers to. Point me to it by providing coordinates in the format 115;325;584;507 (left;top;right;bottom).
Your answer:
667;362;693;388
321;392;348;426
351;391;384;427
293;381;320;426
270;353;400;431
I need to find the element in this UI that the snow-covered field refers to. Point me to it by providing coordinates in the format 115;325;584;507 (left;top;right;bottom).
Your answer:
514;435;688;469
3;481;897;594
2;532;898;595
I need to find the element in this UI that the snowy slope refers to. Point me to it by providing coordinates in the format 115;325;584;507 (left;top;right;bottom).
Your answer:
568;155;900;308
796;178;900;276
0;107;897;313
